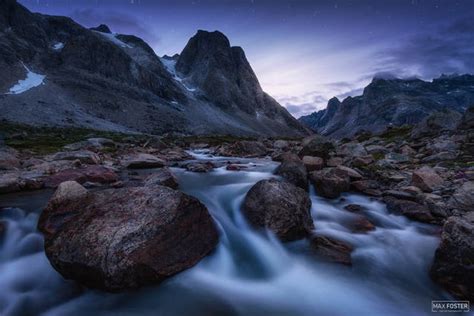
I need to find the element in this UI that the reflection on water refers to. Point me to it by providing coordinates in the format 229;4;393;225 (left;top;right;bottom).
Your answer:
0;153;453;316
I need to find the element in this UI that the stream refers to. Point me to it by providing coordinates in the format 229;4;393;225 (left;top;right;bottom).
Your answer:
0;151;455;315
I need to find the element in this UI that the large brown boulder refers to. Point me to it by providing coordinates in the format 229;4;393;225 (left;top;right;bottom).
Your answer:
310;168;350;199
298;135;334;160
411;166;443;193
275;158;308;190
302;156;324;172
242;179;313;241
38;182;218;291
309;235;353;265
430;212;474;301
44;165;119;188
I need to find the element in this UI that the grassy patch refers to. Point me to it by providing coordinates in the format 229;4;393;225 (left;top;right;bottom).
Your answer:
0;121;138;154
379;125;413;142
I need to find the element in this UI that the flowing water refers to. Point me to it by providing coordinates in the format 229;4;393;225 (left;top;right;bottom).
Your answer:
0;151;457;316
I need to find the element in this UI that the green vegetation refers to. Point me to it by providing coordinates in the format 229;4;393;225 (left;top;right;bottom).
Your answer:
0;121;137;154
379;125;413;142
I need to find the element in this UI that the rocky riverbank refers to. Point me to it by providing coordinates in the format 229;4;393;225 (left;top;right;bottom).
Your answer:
0;108;473;299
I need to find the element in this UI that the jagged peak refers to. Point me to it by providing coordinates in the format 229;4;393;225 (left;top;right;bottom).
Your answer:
90;24;111;34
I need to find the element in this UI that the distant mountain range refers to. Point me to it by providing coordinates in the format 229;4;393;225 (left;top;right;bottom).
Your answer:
299;74;474;138
0;0;308;137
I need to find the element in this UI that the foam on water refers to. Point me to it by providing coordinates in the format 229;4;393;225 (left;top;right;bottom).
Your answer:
0;152;454;316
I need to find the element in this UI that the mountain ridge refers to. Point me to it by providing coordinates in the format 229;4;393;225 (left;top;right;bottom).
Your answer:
0;0;308;137
299;74;474;138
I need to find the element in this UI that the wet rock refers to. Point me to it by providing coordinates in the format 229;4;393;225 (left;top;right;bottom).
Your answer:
242;179;313;241
299;135;334;160
144;168;179;189
45;166;119;188
51;150;101;165
302;156;324;172
309;235;353;265
226;164;246;171
123;153;166;169
351;180;382;196
384;196;437;224
411;166;443;193
217;141;267;158
159;148;193;161
275;158;308;190
430;212;474;301
310;168;350;199
185;162;215;173
350;216;376;233
448;181;474;213
382;190;418;202
344;204;366;213
271;152;300;162
0;171;44;194
38;184;218;291
0;148;20;170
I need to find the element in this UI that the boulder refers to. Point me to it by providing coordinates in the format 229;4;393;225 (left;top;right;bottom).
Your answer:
38;184;218;291
349;216;376;233
0;148;20;170
44;166;119;188
64;138;116;152
51;150;101;165
336;142;367;158
273;140;289;150
448;181;474;213
298;135;334;160
309;235;353;265
430;212;474;301
344;204;366;213
0;172;21;194
123;153;166;169
335;165;363;180
352;155;374;168
384;196;437;224
159;148;193;161
302;156;324;172
275;158;308;190
217;141;267;158
185;162;215;173
310;168;350;199
411;166;443;193
242;179;313;241
144;168;179;189
326;157;343;167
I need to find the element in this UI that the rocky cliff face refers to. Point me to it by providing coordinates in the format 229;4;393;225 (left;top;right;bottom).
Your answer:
0;1;307;137
299;75;474;138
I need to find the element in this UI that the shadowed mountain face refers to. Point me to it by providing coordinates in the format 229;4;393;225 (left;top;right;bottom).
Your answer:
0;0;308;137
299;75;474;138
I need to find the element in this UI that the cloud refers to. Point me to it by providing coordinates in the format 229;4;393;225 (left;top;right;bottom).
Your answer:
378;17;474;78
70;9;160;47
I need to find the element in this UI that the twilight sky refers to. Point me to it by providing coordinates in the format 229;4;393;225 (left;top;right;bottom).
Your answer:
19;0;474;118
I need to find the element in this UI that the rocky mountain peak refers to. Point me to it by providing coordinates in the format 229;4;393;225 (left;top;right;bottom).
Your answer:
90;24;111;34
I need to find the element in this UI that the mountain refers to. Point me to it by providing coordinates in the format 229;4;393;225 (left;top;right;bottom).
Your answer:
0;0;308;137
299;75;474;138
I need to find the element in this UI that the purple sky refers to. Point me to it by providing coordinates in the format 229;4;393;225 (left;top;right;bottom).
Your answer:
19;0;474;118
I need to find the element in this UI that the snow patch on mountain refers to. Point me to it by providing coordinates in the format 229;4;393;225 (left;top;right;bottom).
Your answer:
160;57;197;92
52;42;64;51
95;32;132;49
8;64;45;95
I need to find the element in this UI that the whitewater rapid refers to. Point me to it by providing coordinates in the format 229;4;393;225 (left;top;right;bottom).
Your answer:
0;151;454;316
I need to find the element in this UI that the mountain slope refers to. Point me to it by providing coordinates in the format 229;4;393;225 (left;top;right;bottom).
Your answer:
299;75;474;138
0;0;308;137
